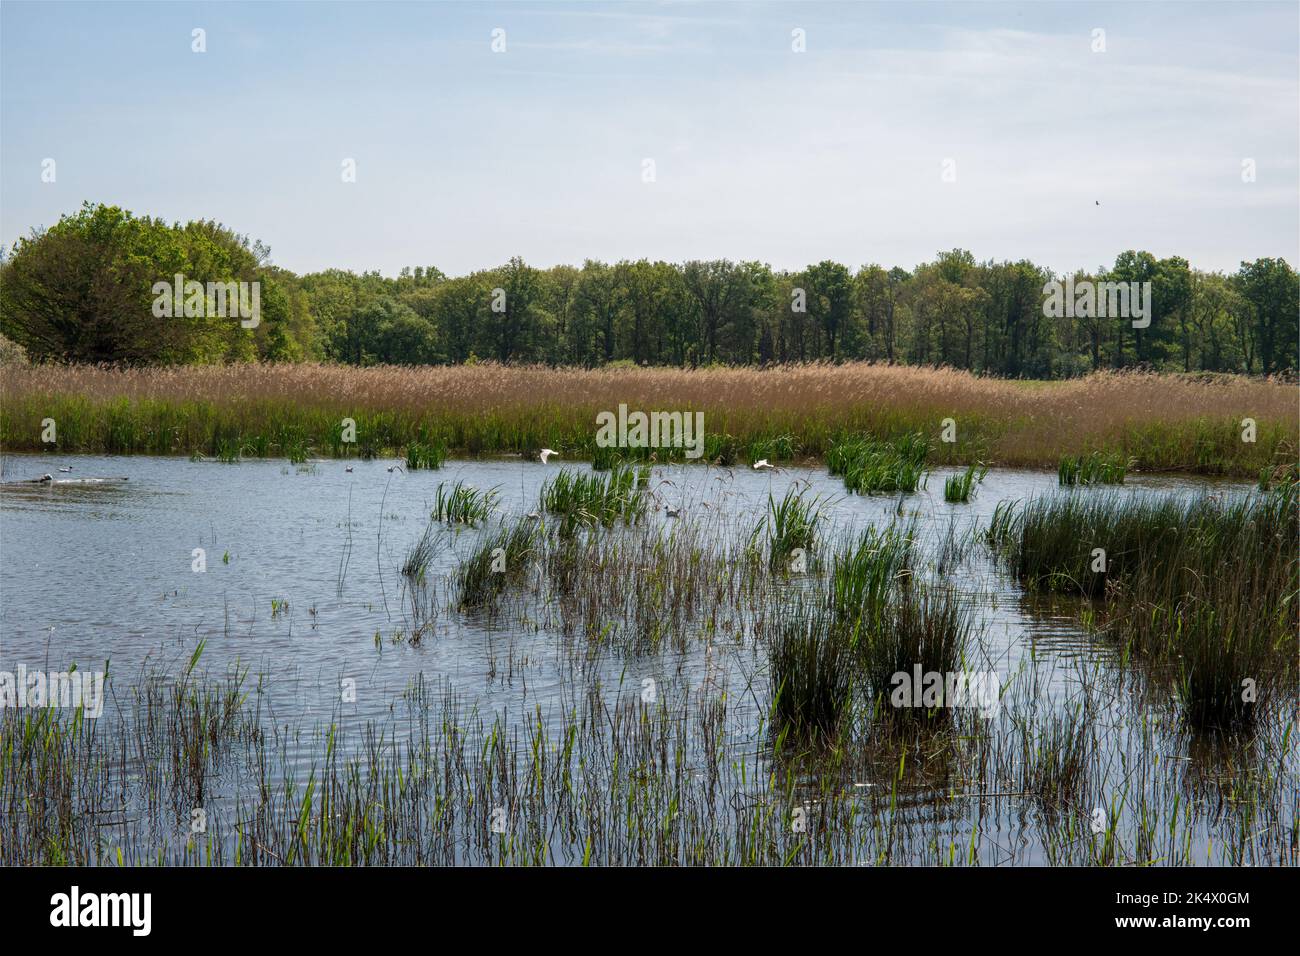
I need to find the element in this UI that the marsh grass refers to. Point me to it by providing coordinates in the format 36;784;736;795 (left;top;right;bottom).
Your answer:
829;523;914;630
431;480;499;526
540;464;649;533
747;432;799;465
829;432;929;494
944;463;988;502
5;363;1291;475
404;439;447;470
857;586;975;717
992;484;1298;730
758;485;824;571
456;518;540;609
766;603;854;741
1019;705;1094;815
401;524;437;581
1058;451;1128;486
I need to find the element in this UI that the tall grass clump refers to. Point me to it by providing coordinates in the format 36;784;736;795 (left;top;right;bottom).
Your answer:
828;432;928;494
404;439;447;470
944;463;988;502
828;523;914;630
539;464;649;532
747;432;798;465
1058;451;1128;486
589;443;625;471
993;488;1295;603
431;480;499;526
1258;460;1299;491
756;486;823;570
856;586;974;715
1019;706;1093;813
992;483;1298;729
1171;592;1287;731
456;518;540;608
766;603;854;742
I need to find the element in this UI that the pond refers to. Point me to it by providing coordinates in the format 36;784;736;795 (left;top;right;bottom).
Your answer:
0;453;1290;866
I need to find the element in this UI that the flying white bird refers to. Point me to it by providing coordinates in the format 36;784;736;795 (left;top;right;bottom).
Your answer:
752;459;774;470
540;448;558;464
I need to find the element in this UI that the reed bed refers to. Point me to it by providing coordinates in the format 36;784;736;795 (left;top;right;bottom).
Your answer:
990;483;1299;729
828;432;929;494
2;362;1293;474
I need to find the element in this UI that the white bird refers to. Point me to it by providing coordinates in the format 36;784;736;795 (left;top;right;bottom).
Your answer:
387;464;404;473
540;448;558;464
753;459;774;470
39;473;53;482
58;466;72;473
665;505;681;518
345;466;353;473
525;510;541;520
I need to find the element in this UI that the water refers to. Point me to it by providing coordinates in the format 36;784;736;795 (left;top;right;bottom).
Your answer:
0;453;1288;865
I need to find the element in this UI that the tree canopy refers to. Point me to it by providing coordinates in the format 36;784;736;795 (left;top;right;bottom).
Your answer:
2;202;1295;377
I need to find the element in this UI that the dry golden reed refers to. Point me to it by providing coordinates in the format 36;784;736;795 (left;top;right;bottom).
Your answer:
1;361;1294;473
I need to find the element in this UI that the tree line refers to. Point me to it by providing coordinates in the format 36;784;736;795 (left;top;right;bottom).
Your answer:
3;202;1296;377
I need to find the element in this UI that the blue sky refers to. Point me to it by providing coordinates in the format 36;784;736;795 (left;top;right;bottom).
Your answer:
2;1;1296;276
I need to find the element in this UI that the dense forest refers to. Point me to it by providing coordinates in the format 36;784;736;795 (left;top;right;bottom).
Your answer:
2;202;1296;377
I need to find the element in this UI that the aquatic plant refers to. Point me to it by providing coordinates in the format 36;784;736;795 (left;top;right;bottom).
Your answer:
539;464;649;532
431;480;499;526
757;485;823;571
401;524;438;581
829;432;929;494
456;518;540;608
855;585;974;714
766;603;854;740
404;439;446;470
944;462;988;502
828;523;913;629
1058;451;1128;486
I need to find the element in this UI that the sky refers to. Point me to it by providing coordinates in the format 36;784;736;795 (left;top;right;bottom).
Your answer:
1;0;1296;277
